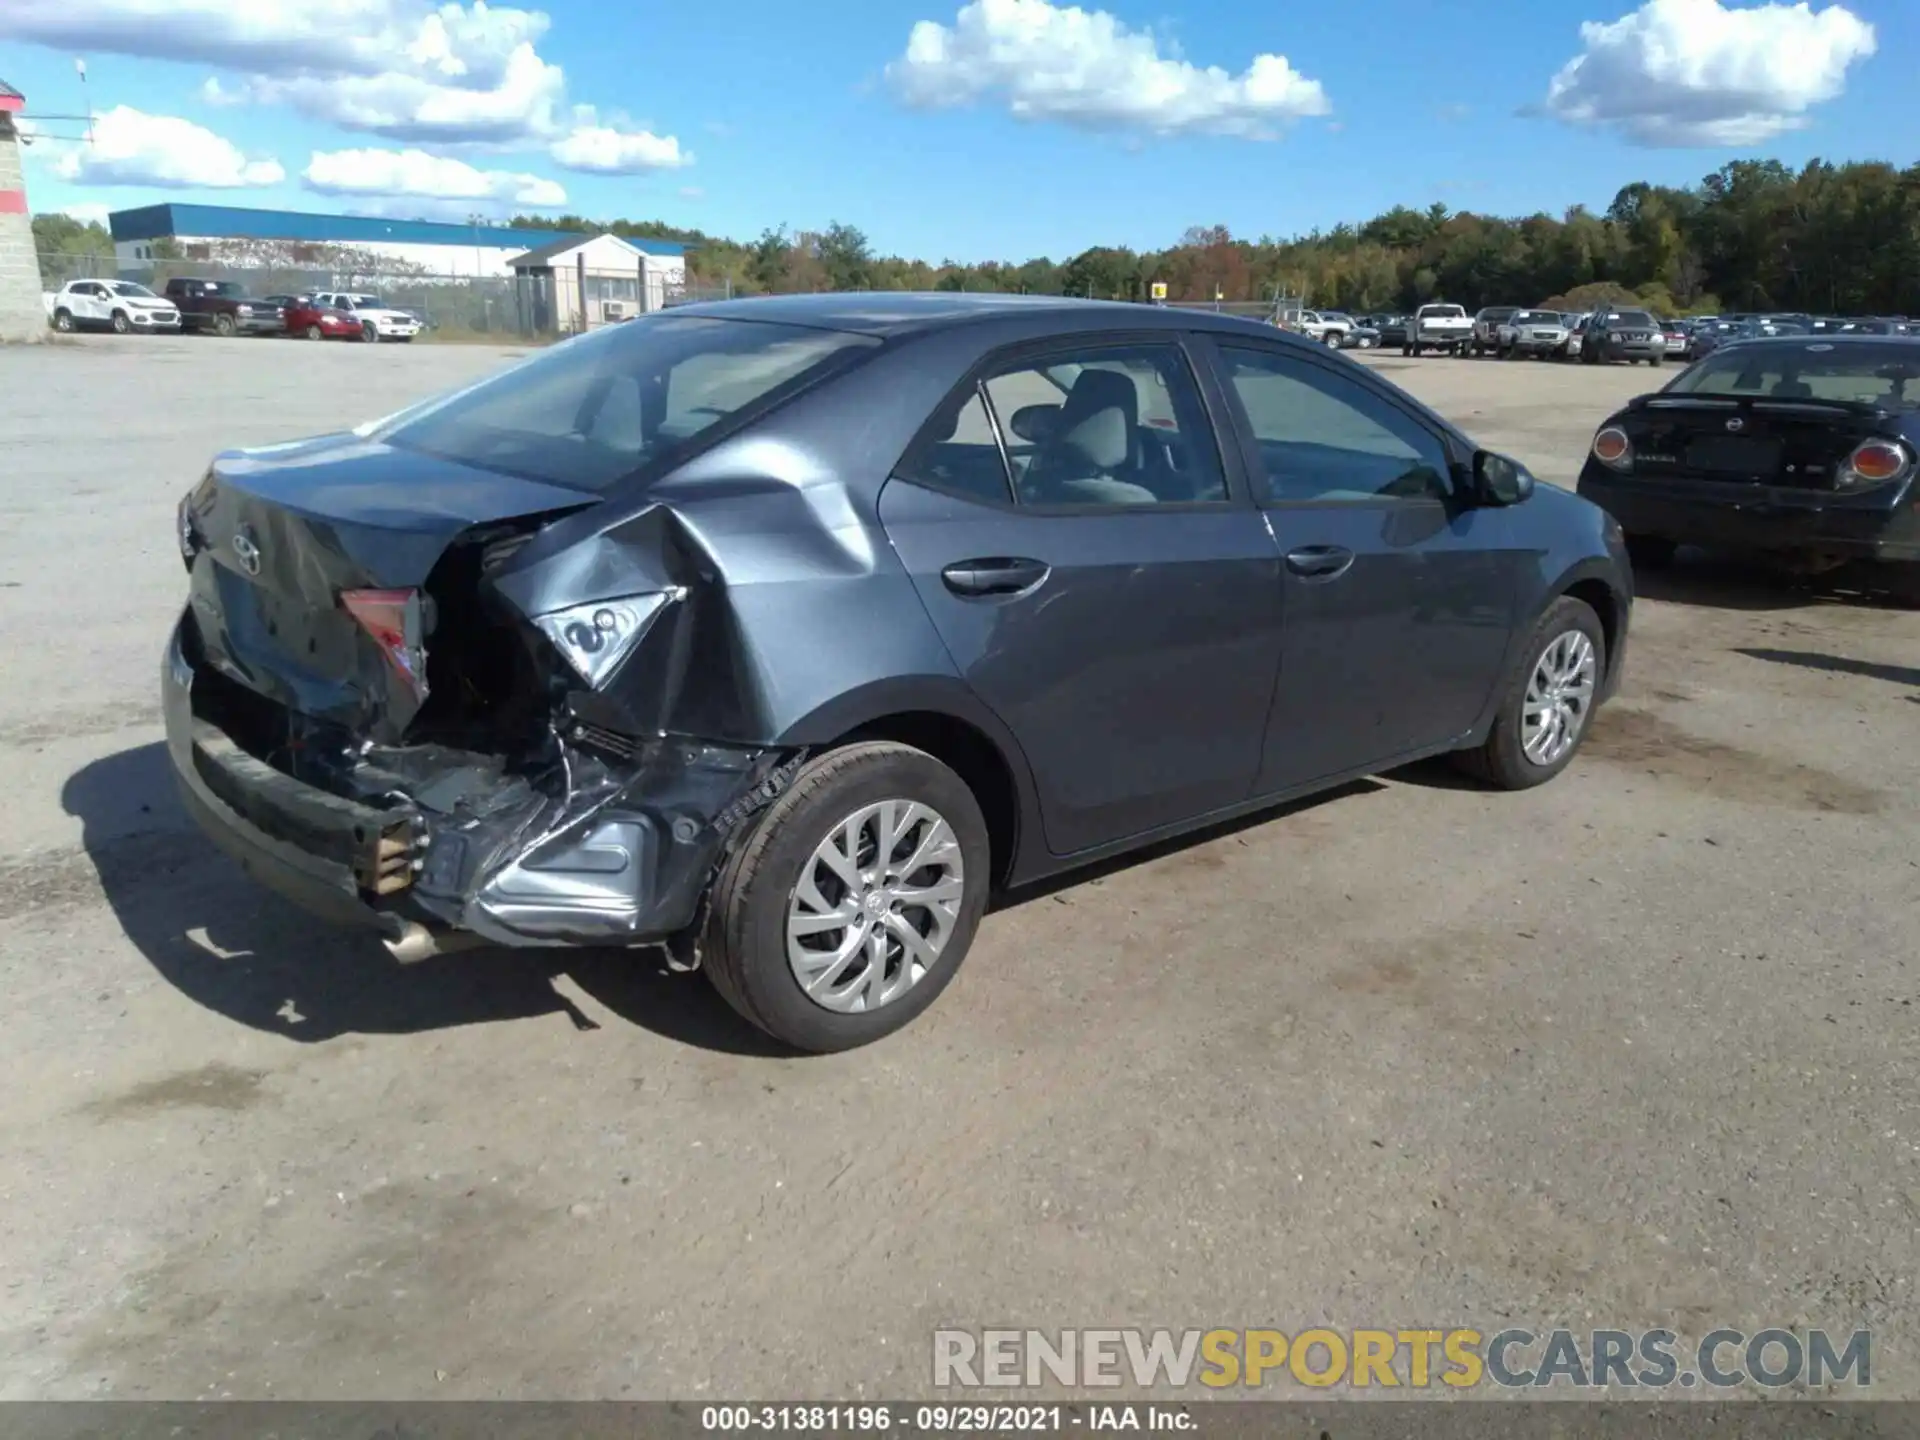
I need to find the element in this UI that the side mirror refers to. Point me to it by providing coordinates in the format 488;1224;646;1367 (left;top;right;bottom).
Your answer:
1474;450;1534;506
1008;404;1061;445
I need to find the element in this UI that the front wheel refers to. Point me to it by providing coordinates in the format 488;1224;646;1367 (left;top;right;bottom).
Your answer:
1323;331;1341;348
53;309;74;333
1355;336;1374;349
361;321;380;343
111;310;131;335
213;312;235;337
701;742;991;1053
1452;596;1607;791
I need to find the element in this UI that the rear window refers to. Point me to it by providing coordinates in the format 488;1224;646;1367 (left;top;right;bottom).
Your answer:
380;314;880;491
1666;344;1920;410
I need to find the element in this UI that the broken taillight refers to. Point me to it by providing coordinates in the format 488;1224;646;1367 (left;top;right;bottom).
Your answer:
340;588;430;701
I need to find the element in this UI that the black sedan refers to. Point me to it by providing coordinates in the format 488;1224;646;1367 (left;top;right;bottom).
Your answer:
1577;335;1920;600
166;294;1633;1052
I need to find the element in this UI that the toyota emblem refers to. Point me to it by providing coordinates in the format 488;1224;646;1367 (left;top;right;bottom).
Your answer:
1726;417;1746;433
231;527;262;576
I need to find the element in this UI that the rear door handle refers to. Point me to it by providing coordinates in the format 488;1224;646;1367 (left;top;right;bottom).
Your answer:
941;557;1051;598
1284;544;1355;580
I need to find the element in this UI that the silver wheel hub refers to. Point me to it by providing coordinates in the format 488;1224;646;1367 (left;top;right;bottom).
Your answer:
1521;629;1598;766
786;799;965;1014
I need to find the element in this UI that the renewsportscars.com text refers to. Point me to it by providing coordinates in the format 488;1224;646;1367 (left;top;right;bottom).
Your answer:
932;1327;1871;1390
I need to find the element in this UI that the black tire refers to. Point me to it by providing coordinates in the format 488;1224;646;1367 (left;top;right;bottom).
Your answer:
1625;534;1678;571
53;309;74;333
306;324;324;340
1322;331;1341;349
1452;596;1607;791
702;742;992;1053
362;321;380;343
212;312;235;337
110;310;131;335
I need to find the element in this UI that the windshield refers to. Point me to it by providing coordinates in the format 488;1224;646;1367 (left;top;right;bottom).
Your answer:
1606;310;1655;327
381;315;881;492
107;281;157;298
1666;344;1920;410
1513;310;1558;324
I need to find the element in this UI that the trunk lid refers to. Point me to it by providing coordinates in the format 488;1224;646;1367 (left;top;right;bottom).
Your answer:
183;433;595;741
1619;394;1893;489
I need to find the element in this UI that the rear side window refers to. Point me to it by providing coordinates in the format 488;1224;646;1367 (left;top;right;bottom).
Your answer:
895;388;1014;505
382;314;879;492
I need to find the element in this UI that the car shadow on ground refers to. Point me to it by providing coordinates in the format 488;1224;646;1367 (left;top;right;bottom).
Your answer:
1735;647;1920;691
63;742;789;1056
1635;551;1916;613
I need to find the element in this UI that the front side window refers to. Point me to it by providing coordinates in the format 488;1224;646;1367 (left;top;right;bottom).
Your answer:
381;314;879;493
980;343;1227;508
1220;345;1451;504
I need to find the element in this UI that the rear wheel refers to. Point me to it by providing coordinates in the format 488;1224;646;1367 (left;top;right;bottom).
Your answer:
1453;596;1606;791
702;742;991;1053
1625;534;1678;571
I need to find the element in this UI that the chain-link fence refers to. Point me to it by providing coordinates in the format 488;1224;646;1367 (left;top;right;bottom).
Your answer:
37;252;735;338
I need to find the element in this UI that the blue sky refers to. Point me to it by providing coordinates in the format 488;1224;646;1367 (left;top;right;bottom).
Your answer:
3;0;1915;262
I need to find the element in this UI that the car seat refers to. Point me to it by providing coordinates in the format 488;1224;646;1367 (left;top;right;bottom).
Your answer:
1020;370;1160;507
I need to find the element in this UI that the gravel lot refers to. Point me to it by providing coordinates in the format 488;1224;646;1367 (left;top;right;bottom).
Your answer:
1;332;1915;1400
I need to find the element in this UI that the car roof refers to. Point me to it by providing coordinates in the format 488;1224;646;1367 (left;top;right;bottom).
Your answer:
663;291;1297;343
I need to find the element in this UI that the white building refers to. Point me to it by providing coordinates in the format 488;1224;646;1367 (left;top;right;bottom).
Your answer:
108;202;687;284
509;231;685;329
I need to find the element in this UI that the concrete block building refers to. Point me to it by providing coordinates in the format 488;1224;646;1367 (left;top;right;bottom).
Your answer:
0;79;45;344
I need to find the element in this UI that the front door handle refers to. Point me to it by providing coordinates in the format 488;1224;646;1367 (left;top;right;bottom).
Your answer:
1284;544;1355;580
941;557;1051;598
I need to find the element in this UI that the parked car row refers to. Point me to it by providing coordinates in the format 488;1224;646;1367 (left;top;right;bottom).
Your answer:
43;277;424;342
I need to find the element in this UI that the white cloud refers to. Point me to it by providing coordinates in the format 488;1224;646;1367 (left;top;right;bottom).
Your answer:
51;106;284;188
1542;0;1876;146
549;115;689;173
0;0;692;158
886;0;1329;138
303;147;565;208
678;185;705;200
244;42;567;144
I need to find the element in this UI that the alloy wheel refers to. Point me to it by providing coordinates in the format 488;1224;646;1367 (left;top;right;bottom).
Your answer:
1521;630;1598;767
785;798;966;1014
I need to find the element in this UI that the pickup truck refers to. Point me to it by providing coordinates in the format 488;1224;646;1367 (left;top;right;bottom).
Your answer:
1403;303;1472;356
1295;310;1354;349
44;278;181;334
163;277;286;336
309;291;422;343
1493;308;1571;359
1405;305;1474;359
1468;306;1517;357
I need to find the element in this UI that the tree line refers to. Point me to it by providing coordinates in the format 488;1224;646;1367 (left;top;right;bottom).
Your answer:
518;157;1920;318
34;155;1920;318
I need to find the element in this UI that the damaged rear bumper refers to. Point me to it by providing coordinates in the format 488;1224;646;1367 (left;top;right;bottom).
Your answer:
163;615;797;951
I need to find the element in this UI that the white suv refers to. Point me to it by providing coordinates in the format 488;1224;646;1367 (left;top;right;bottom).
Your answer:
310;292;422;343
